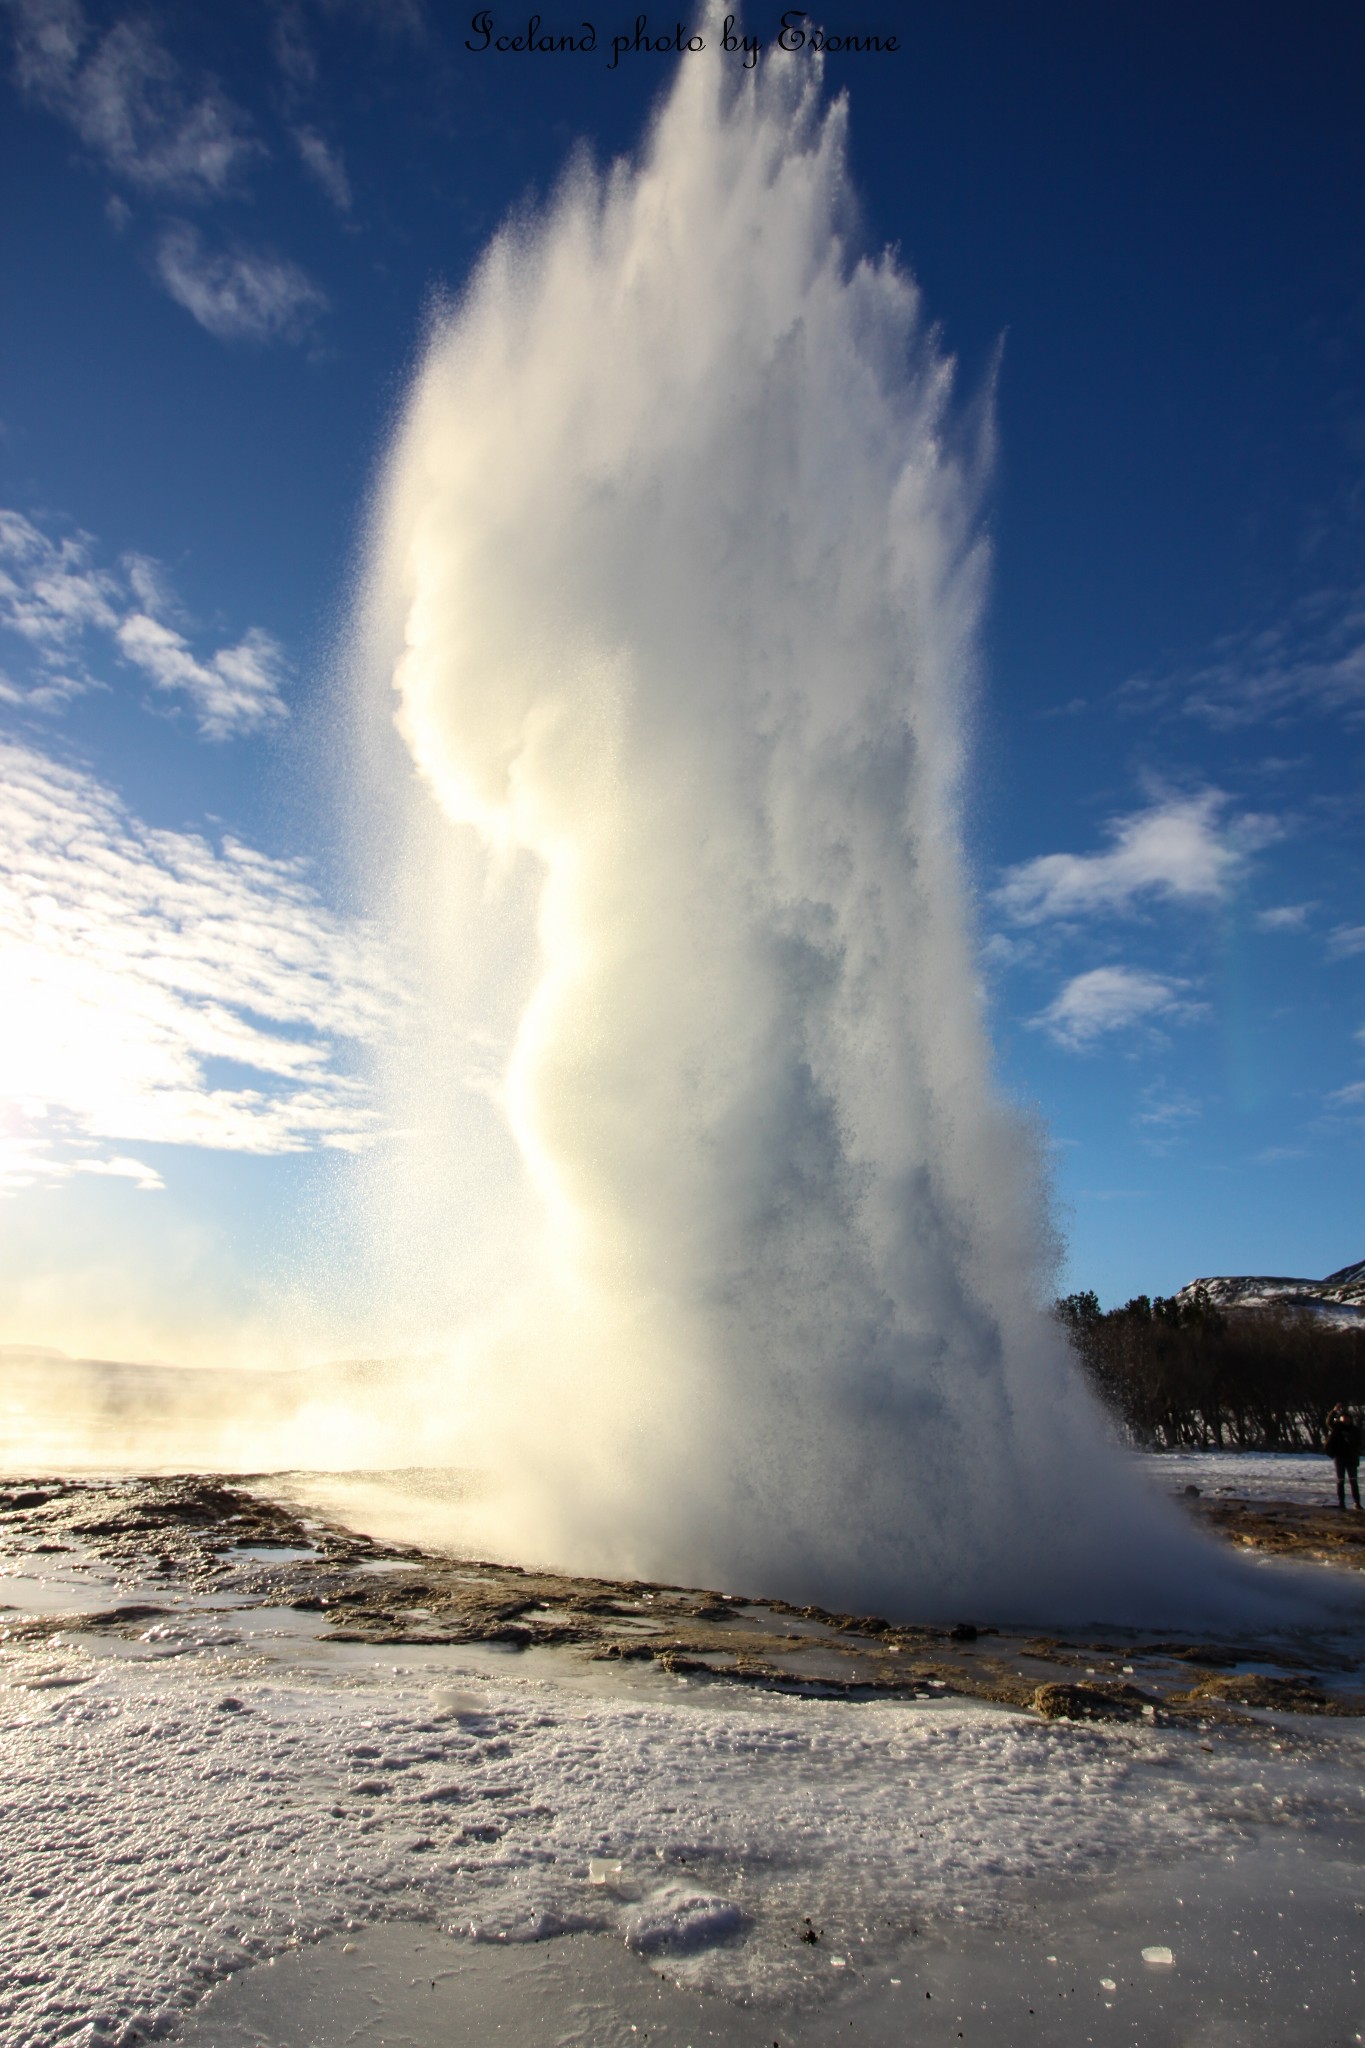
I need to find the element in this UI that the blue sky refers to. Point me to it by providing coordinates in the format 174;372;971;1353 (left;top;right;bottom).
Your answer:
1;0;1362;1363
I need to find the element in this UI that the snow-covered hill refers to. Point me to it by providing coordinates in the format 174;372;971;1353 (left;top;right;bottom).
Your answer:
1175;1259;1365;1328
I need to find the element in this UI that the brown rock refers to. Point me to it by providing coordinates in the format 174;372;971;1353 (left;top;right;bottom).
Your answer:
1032;1681;1154;1724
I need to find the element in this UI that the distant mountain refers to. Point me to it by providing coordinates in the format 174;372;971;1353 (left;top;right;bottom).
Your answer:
1175;1259;1365;1329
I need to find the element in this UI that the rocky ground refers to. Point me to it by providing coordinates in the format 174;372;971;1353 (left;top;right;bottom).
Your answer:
2;1474;1361;1724
1189;1489;1365;1567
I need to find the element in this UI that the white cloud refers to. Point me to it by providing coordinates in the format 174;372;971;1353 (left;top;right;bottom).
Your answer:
72;1153;164;1190
0;507;119;707
156;223;327;345
123;550;178;616
1256;903;1312;932
1328;1081;1365;1108
0;738;393;1190
294;124;351;211
0;508;288;736
1327;923;1365;959
994;791;1272;926
1033;966;1198;1049
116;613;287;739
5;0;260;198
4;5;331;344
978;929;1032;970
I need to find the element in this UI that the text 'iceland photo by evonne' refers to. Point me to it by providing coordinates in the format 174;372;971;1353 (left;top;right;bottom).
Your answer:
463;10;903;68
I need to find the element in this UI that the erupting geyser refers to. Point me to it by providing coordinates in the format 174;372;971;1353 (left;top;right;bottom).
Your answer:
352;38;1264;1622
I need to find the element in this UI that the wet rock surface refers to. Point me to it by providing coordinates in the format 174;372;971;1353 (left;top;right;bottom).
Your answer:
1187;1492;1365;1567
2;1474;1362;1722
1031;1681;1157;1725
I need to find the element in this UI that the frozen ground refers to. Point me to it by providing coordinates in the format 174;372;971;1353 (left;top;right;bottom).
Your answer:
0;1506;1362;2047
1138;1449;1351;1508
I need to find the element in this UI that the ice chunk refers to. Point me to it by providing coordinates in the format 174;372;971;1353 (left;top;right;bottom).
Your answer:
588;1857;624;1884
622;1884;744;1953
430;1687;485;1720
1142;1945;1175;1967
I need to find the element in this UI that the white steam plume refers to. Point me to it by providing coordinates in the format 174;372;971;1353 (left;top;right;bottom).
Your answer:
352;45;1291;1624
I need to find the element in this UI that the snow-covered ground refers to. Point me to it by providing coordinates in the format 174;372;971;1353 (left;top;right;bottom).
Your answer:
2;1524;1364;2048
1137;1449;1350;1507
2;1454;1363;2047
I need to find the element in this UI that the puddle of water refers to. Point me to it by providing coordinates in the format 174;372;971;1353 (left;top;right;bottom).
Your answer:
172;1818;1365;2048
174;1923;750;2047
0;1556;109;1615
735;1603;841;1640
217;1544;319;1564
67;1601;333;1666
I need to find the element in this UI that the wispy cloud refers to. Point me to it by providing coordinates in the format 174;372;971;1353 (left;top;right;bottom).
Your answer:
1123;584;1365;730
0;508;288;736
0;738;393;1191
1033;966;1199;1049
270;2;317;91
5;2;328;343
293;123;351;211
994;791;1273;926
1135;1085;1201;1130
270;0;426;91
116;613;288;739
1134;1082;1202;1155
72;1153;165;1189
1327;923;1365;960
156;222;327;344
0;507;118;708
1256;903;1313;932
5;0;260;198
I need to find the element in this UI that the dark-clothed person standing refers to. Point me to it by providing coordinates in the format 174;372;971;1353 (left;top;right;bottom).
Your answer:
1325;1404;1362;1511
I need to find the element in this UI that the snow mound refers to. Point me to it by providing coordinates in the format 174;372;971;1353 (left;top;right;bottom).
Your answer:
622;1884;745;1954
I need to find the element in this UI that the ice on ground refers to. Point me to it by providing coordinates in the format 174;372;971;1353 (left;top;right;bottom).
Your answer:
620;1885;746;1954
5;1601;1360;2048
1137;1449;1347;1507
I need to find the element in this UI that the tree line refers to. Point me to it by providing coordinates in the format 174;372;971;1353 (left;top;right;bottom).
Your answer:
1054;1289;1365;1451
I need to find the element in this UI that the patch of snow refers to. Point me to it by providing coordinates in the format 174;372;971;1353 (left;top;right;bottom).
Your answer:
622;1884;744;1953
1176;1263;1365;1324
0;1608;1360;2045
1137;1450;1342;1506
